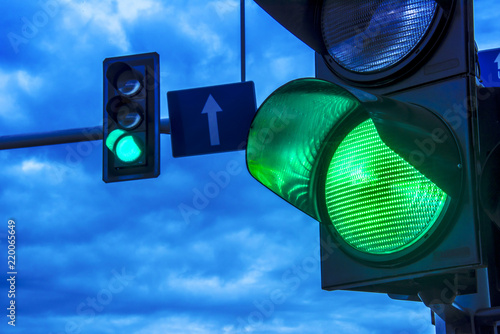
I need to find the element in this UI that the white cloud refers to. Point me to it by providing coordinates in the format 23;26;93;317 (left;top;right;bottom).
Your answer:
0;70;43;93
12;158;78;184
21;159;46;172
162;269;263;298
59;0;166;52
133;316;221;334
0;69;44;121
168;1;241;61
16;70;43;95
116;0;163;21
177;16;224;57
209;0;239;17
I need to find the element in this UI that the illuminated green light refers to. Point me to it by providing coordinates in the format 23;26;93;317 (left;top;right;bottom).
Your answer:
324;119;448;255
116;135;144;163
105;129;144;164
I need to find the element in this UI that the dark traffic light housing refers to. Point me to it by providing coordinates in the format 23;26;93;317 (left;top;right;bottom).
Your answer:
248;0;500;309
103;52;160;183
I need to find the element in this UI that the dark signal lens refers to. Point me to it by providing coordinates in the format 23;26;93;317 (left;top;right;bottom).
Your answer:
321;0;438;73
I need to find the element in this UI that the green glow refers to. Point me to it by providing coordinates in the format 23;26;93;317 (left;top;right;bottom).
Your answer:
246;79;363;219
106;129;144;164
324;119;447;255
105;129;125;153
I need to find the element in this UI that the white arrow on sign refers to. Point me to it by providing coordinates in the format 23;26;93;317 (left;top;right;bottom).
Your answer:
495;53;500;70
494;53;500;79
201;94;222;146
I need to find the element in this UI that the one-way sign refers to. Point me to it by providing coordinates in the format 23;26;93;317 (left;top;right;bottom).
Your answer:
167;81;256;157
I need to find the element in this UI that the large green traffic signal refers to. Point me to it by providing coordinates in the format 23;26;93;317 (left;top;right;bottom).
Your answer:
103;53;160;183
247;78;462;265
249;0;500;316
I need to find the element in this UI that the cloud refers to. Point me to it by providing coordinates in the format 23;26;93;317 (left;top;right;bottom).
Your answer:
0;69;43;121
209;0;239;18
53;0;166;52
174;4;232;59
164;270;262;298
133;316;222;334
8;157;79;185
15;70;43;94
475;0;500;50
21;159;46;172
270;56;298;81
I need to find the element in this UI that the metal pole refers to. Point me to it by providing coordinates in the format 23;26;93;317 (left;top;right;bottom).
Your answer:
431;268;500;334
160;118;171;135
0;118;170;150
241;0;246;82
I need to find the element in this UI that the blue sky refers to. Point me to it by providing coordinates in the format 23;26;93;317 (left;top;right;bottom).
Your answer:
0;1;499;333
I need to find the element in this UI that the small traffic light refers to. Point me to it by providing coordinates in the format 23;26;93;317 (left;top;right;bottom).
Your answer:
249;0;500;309
103;52;160;183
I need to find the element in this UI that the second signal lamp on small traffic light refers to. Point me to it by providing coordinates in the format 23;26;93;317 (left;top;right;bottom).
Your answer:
103;52;160;183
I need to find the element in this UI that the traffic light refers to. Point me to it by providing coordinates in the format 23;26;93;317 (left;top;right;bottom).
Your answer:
248;0;500;305
478;85;500;231
103;52;160;183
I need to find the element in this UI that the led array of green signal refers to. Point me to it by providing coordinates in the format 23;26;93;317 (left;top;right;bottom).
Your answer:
324;119;448;255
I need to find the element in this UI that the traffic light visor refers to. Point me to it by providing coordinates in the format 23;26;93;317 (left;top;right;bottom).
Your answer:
106;62;144;97
247;79;361;219
106;96;144;130
247;79;458;261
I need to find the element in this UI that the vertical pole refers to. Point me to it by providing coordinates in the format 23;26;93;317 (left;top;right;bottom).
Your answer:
240;0;246;82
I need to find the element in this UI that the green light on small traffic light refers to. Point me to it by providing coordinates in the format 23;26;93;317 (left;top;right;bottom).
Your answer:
115;135;144;163
324;119;448;255
106;129;144;164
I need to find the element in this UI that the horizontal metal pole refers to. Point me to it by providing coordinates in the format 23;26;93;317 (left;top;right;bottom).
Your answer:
0;118;170;150
160;118;171;135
